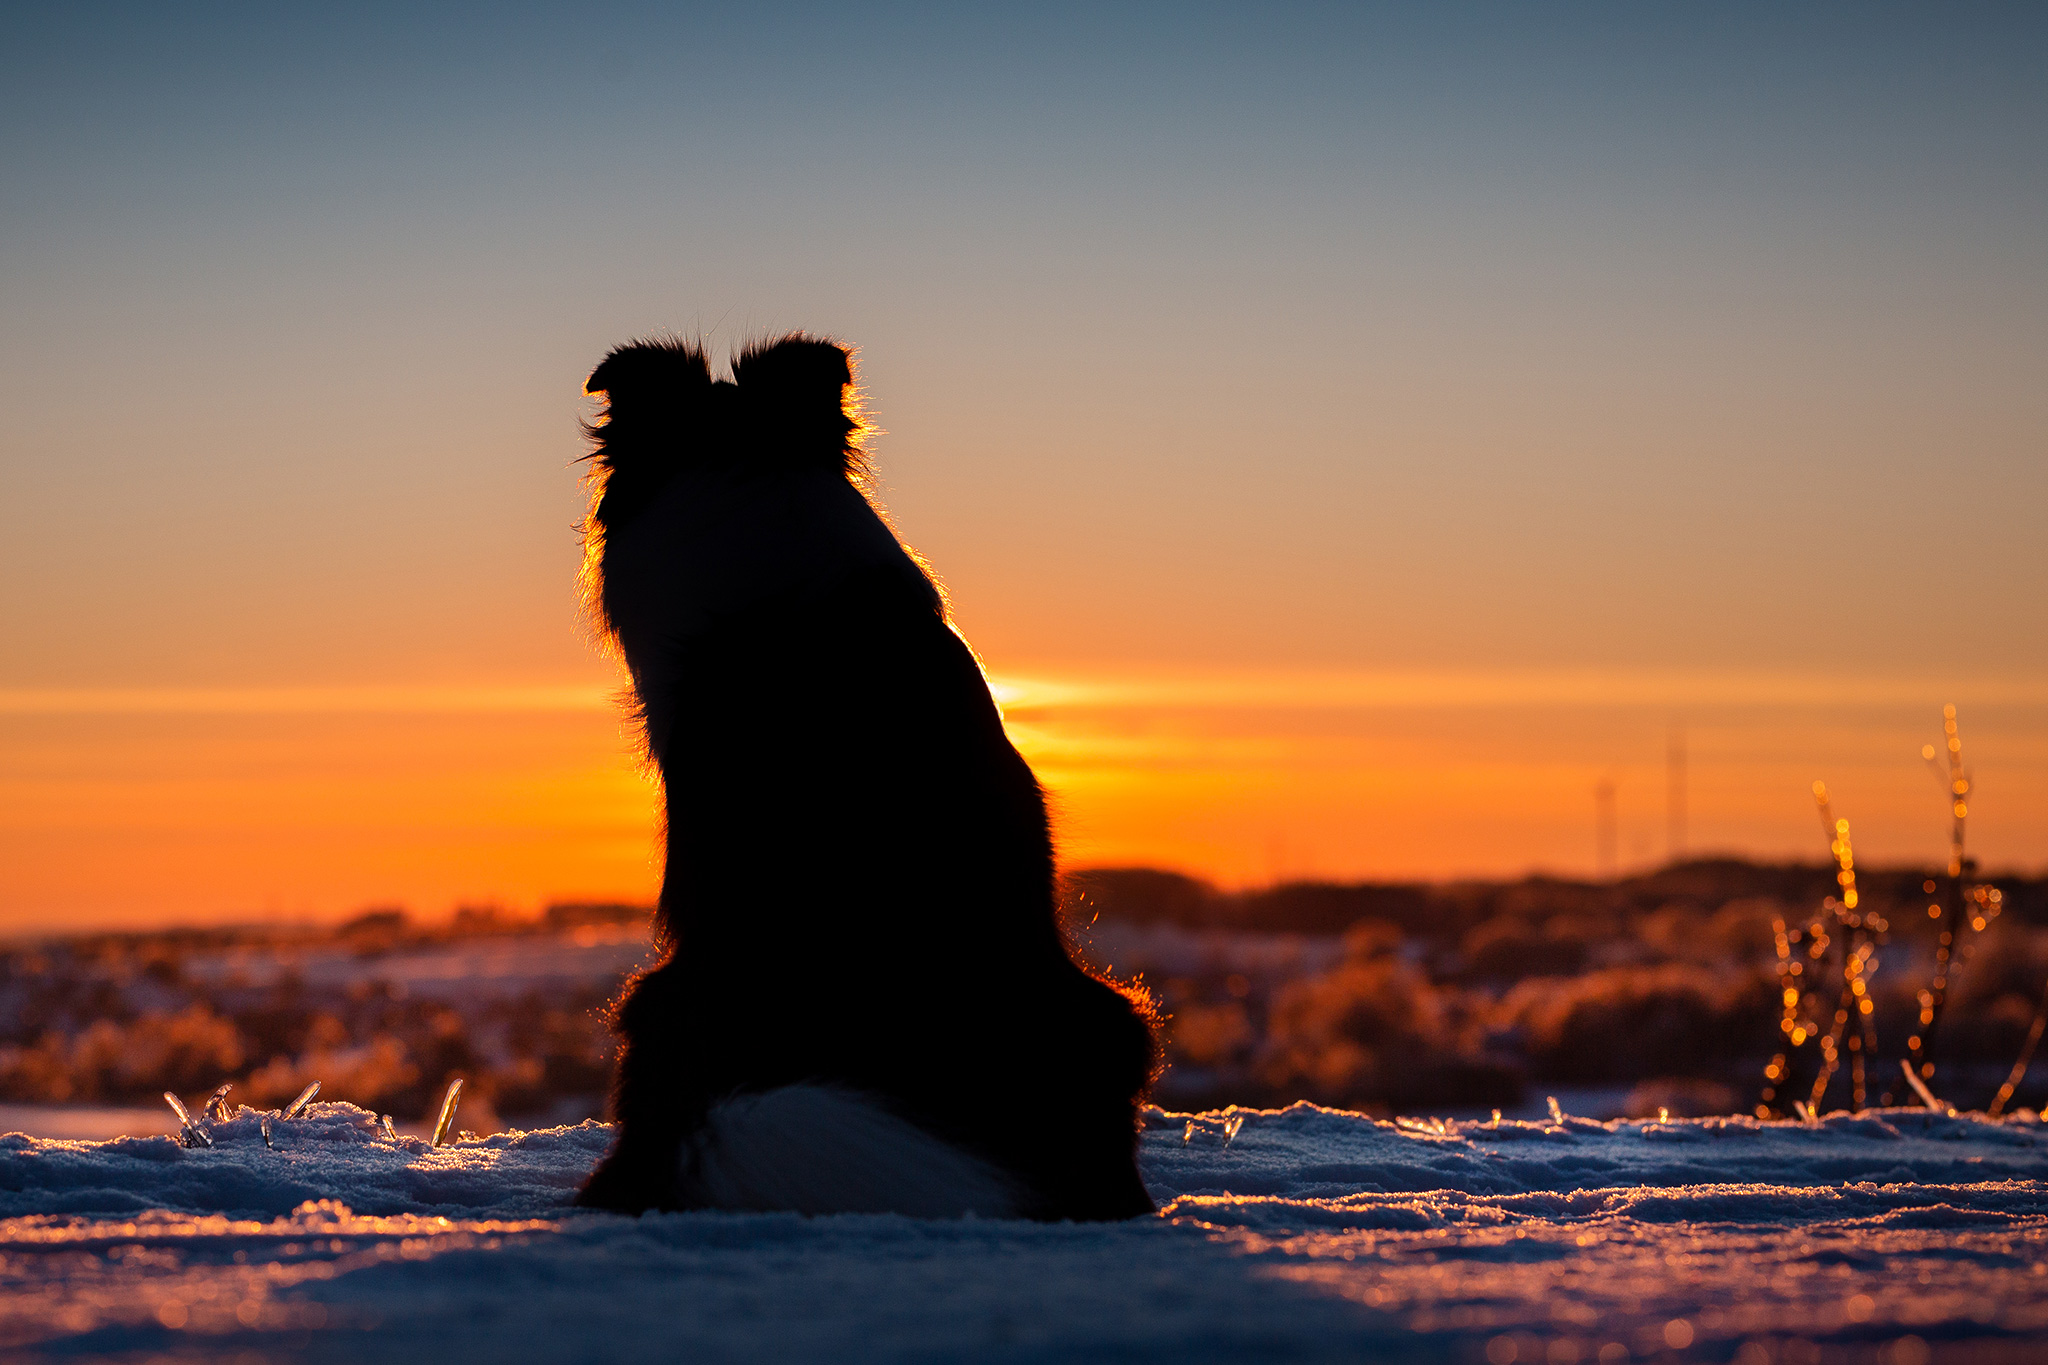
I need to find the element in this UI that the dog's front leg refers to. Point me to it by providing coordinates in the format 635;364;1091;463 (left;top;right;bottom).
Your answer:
577;958;706;1213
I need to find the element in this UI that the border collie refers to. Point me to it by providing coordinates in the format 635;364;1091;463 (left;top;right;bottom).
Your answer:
572;335;1158;1220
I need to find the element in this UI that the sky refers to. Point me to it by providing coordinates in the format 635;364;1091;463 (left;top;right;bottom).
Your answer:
3;3;2045;928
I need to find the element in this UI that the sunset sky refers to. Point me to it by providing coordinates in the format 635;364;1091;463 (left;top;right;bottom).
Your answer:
4;4;2045;929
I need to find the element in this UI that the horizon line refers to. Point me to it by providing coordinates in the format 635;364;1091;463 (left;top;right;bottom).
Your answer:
0;669;2040;715
5;850;2039;943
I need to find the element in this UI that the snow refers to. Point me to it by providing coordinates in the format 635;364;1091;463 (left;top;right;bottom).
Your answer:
0;1105;176;1142
182;927;654;998
3;1100;2045;1362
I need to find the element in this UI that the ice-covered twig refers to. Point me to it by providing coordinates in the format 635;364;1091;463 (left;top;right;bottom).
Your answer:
431;1078;464;1147
1900;1058;1949;1113
281;1081;321;1120
260;1114;273;1149
1989;978;2048;1120
203;1083;234;1123
162;1091;212;1148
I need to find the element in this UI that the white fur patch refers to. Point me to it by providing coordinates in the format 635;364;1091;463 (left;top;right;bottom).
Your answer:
682;1085;1023;1219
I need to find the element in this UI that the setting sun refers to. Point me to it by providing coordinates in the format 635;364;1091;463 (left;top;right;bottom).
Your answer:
5;666;2042;926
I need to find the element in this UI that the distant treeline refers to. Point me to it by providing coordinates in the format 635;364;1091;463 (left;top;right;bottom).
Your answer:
1066;860;2048;944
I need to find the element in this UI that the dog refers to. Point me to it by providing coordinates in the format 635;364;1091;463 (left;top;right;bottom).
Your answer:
572;334;1159;1220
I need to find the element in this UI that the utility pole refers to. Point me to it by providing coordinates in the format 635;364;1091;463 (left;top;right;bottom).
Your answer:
1667;723;1687;865
1595;779;1617;881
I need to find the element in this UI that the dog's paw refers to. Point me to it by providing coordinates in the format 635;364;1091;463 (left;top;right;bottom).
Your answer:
574;1145;679;1215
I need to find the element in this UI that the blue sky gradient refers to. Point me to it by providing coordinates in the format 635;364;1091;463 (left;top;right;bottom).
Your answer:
3;4;2045;915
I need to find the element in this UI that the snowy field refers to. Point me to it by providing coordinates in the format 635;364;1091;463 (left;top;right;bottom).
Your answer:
3;1102;2045;1363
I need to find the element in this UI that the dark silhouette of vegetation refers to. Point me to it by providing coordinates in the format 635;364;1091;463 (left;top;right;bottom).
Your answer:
1067;859;2048;1116
0;904;638;1130
5;862;2046;1127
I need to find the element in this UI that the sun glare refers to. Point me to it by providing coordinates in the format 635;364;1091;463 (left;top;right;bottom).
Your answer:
2;667;2044;927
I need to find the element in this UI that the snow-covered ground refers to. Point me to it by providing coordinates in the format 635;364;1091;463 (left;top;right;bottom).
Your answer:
180;924;653;999
4;1101;2045;1363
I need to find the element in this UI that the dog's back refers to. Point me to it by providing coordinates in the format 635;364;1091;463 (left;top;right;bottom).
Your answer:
575;336;1158;1221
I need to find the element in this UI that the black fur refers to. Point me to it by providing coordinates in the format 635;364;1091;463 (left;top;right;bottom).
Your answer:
574;334;1159;1221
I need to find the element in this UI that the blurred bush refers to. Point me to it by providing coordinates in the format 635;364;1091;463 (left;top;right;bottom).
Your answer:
0;910;631;1125
1075;859;2048;1115
5;862;2046;1125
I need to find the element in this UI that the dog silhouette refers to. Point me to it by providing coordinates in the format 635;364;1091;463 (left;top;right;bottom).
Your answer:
573;335;1157;1220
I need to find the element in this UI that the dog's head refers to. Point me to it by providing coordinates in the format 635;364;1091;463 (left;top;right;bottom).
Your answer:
582;334;868;518
578;332;880;636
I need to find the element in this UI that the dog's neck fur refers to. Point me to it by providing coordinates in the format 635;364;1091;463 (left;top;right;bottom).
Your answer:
601;463;934;760
583;335;941;762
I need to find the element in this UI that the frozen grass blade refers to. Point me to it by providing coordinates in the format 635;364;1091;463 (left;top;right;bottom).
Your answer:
163;1091;212;1148
260;1114;273;1149
1764;784;1888;1118
1221;1113;1244;1145
1989;978;2048;1119
203;1083;234;1123
380;1114;400;1142
1910;706;2003;1085
1182;1121;1196;1143
1900;1058;1948;1113
431;1078;464;1147
281;1081;321;1120
1547;1096;1565;1125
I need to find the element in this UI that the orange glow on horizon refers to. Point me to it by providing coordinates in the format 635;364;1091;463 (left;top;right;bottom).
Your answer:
2;670;2045;931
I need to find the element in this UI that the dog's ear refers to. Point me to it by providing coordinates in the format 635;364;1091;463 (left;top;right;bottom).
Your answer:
585;339;713;408
729;335;852;400
583;339;718;483
731;334;865;475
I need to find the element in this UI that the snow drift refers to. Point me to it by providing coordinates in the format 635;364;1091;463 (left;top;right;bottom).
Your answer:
3;1101;2046;1362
